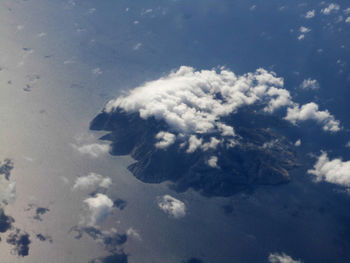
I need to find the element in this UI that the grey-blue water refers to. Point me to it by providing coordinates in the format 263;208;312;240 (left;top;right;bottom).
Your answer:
0;1;350;262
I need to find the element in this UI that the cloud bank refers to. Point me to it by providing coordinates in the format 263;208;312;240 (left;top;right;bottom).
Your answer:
308;152;350;187
157;195;186;218
104;66;341;154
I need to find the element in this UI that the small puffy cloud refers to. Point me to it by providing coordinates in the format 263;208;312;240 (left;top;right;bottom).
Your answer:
305;10;315;19
344;8;350;15
308;152;350;187
126;228;141;240
72;143;109;158
155;132;176;149
1;181;16;204
294;139;301;147
299;26;311;33
297;34;305;40
268;252;301;263
73;173;112;190
133;43;142;50
346;141;350;148
186;135;203;153
157;195;186;218
92;68;102;76
284;102;341;132
250;5;257;11
300;78;319;90
321;3;340;15
37;32;47;38
346;17;350;23
207;156;219;168
202;137;220;151
84;194;114;225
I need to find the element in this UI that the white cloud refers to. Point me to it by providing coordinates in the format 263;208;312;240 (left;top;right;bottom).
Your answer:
126;227;141;240
133;43;142;50
155;131;176;149
207;156;219;168
268;252;301;263
321;3;340;15
297;34;305;40
73;173;112;190
157;195;186;218
202;137;220;151
294;139;301;147
92;68;102;76
346;17;350;23
300;78;319;90
88;8;96;14
72;143;109;158
186;135;203;153
284;102;341;132
84;194;113;225
305;10;315;19
105;67;291;148
299;26;311;33
37;32;47;38
308;152;350;187
104;66;340;152
346;141;350;148
0;181;16;204
344;8;350;15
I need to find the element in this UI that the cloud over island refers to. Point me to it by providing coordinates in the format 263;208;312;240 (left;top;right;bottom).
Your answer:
104;66;341;159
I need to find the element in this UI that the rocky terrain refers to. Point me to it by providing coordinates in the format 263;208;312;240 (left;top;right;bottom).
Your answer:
90;108;297;196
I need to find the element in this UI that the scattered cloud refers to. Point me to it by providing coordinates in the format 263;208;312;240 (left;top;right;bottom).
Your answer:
346;141;350;148
126;227;141;240
344;8;350;15
300;78;319;90
321;3;340;15
92;67;102;76
346;17;350;23
83;194;114;226
73;173;112;190
268;252;301;263
207;156;219;168
72;143;110;158
294;139;301;147
308;152;350;187
300;26;311;33
133;42;142;50
305;10;315;19
37;32;46;38
157;195;186;219
284;102;341;132
1;181;16;204
297;34;305;40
